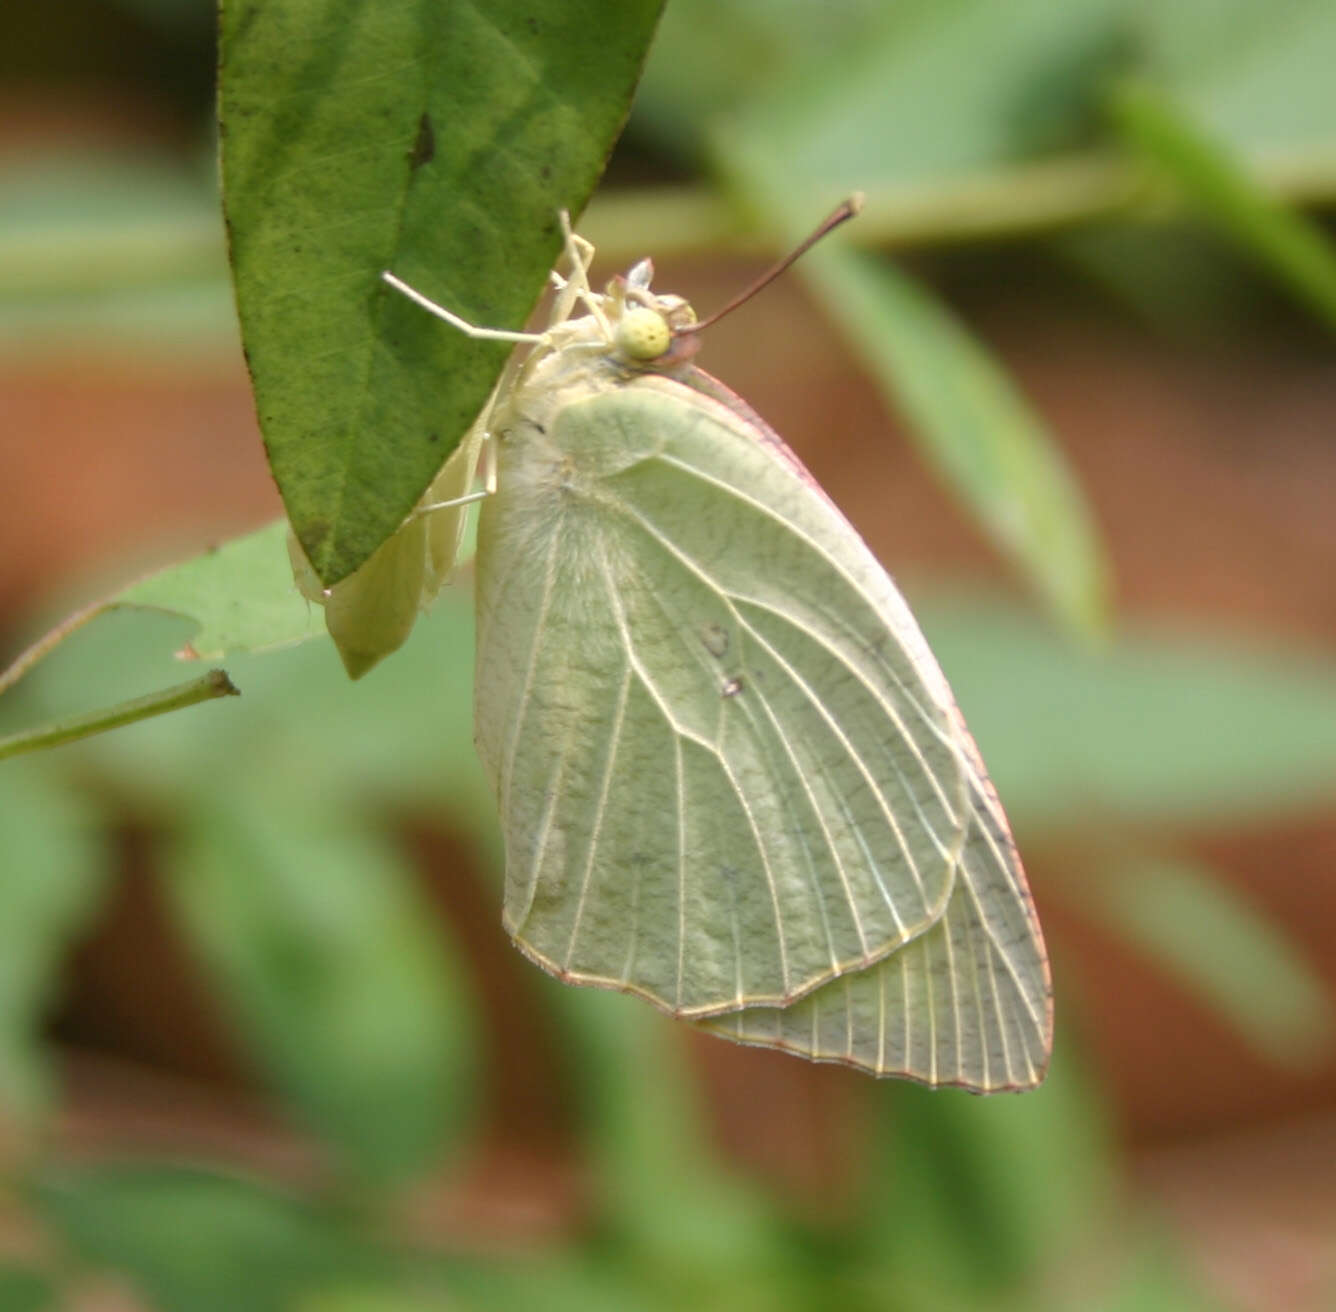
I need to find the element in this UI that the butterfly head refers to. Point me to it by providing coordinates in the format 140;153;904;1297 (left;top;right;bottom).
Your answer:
604;261;701;368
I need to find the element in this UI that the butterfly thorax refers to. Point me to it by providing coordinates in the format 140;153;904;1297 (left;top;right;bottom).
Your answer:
490;266;702;482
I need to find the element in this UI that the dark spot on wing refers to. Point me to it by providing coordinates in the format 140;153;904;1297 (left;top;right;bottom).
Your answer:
700;622;729;658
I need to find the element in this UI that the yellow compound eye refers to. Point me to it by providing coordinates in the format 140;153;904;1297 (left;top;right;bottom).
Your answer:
616;306;672;361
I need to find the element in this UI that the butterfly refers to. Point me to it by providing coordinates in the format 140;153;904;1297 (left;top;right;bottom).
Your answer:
346;202;1053;1090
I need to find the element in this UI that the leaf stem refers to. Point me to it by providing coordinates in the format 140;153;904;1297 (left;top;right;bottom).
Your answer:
0;670;240;760
0;599;110;697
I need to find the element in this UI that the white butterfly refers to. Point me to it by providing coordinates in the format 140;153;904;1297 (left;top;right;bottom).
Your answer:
361;206;1052;1090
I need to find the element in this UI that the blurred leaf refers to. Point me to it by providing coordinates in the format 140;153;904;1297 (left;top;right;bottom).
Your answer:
0;768;108;1124
0;523;319;756
1;586;489;831
221;0;665;586
0;1267;57;1312
541;986;777;1277
631;0;889;161
32;1164;389;1312
164;795;476;1184
805;245;1110;637
867;1043;1114;1302
1091;856;1332;1067
1093;1232;1226;1312
443;1252;703;1312
917;598;1336;830
718;0;1128;205
1051;221;1275;343
1109;81;1336;334
299;1292;449;1312
0;155;223;299
118;519;323;658
1140;0;1336;162
0;153;232;353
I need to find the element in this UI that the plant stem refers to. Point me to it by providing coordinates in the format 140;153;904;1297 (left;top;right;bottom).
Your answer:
0;670;239;759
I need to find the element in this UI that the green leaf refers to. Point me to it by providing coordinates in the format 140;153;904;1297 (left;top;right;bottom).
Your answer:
1108;80;1336;335
540;987;775;1274
118;519;324;658
0;768;108;1124
32;1165;387;1312
1;521;319;712
1139;0;1336;160
0;1266;57;1312
1;584;489;831
0;523;322;751
808;246;1110;638
630;0;891;162
220;0;666;586
1091;1233;1222;1312
1091;856;1332;1067
717;0;1127;204
867;1044;1114;1301
917;598;1336;830
164;795;477;1183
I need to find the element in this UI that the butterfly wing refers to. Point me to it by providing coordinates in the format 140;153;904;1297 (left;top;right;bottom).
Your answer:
475;372;976;1020
291;417;486;679
698;730;1052;1090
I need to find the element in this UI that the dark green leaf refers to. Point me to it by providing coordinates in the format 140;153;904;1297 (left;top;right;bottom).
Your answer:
220;0;665;586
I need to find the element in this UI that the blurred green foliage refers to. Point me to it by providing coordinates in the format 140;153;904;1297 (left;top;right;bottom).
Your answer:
3;0;1336;1308
3;582;1333;1308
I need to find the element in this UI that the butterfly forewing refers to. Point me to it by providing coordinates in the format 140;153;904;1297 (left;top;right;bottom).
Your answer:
475;373;973;1019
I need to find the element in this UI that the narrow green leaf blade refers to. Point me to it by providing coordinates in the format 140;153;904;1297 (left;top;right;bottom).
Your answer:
1094;856;1332;1067
220;0;666;586
1110;80;1336;334
164;796;477;1182
808;246;1110;637
868;1047;1113;1299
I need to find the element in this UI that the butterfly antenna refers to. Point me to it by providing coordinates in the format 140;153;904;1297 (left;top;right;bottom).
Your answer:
678;194;864;337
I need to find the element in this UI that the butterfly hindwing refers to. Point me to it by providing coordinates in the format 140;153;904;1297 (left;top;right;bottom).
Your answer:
475;376;972;1019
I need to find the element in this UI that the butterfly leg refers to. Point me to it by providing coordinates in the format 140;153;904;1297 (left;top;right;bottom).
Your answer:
380;272;548;344
552;211;610;338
